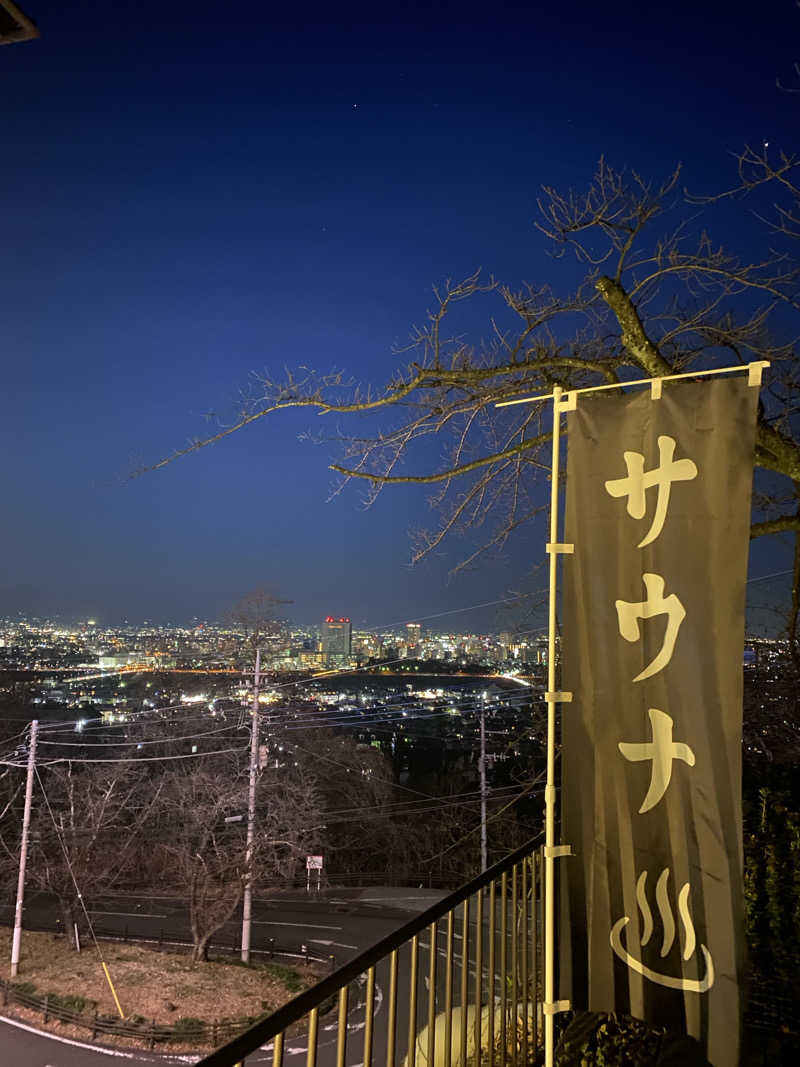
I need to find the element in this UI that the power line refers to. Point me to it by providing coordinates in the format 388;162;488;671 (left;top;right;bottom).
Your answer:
32;764;127;1017
36;745;248;766
37;724;240;748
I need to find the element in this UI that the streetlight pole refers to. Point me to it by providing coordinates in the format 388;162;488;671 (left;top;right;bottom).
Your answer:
11;719;38;977
241;649;261;964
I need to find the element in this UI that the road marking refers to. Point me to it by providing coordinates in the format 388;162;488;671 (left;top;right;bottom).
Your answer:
359;895;440;903
89;910;168;919
308;938;358;949
251;920;342;930
0;1011;193;1061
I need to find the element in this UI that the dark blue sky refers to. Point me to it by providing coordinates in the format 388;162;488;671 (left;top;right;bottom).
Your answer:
2;0;798;629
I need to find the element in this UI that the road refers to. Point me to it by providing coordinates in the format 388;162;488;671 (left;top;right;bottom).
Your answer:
0;890;450;1067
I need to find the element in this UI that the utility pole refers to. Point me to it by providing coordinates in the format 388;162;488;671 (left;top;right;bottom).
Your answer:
11;719;38;977
479;697;488;873
241;649;261;964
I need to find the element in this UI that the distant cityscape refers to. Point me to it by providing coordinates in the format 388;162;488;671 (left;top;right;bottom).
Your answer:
0;614;785;757
0;614;551;686
0;614;558;839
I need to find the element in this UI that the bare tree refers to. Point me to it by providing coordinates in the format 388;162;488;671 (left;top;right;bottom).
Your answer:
146;156;798;538
154;751;324;960
154;758;249;962
283;731;393;875
229;587;291;661
24;761;158;948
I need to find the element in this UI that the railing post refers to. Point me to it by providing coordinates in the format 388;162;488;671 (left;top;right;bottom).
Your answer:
335;986;348;1067
407;935;419;1067
460;900;469;1067
500;871;507;1063
43;993;49;1023
488;880;496;1067
521;860;528;1067
474;890;483;1067
306;1007;319;1067
444;910;454;1067
386;949;398;1067
273;1030;284;1067
363;967;376;1067
511;864;518;1067
427;921;437;1067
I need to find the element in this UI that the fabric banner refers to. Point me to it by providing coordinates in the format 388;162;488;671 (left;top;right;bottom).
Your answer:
560;377;759;1066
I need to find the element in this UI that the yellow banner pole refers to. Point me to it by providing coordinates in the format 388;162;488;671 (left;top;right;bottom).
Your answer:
543;385;562;1067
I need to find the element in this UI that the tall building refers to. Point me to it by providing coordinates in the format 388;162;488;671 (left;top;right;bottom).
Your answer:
406;622;421;658
321;616;351;666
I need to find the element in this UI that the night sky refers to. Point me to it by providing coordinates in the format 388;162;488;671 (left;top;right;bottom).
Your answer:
2;0;798;630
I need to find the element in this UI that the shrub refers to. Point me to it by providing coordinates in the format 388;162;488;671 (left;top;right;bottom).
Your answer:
173;1016;206;1035
47;992;96;1015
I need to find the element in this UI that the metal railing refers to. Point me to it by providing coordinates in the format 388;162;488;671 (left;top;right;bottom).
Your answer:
196;836;544;1067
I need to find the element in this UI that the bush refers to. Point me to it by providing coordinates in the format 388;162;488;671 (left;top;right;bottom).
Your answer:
173;1016;206;1035
46;991;96;1015
556;1012;711;1066
264;963;304;993
9;981;37;998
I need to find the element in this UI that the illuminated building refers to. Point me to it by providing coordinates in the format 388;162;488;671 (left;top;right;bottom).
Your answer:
406;622;421;658
321;616;351;666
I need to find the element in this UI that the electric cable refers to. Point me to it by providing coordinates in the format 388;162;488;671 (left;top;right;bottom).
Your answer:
33;765;127;1018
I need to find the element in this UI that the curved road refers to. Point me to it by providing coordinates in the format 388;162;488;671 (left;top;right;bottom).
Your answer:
0;891;445;1067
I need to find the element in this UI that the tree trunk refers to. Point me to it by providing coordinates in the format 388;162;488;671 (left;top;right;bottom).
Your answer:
192;936;210;963
60;898;77;950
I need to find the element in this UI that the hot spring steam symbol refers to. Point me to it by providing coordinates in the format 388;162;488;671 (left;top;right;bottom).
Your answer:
610;868;714;992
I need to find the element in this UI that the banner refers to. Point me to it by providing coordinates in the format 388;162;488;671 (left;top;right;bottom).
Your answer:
560;377;759;1065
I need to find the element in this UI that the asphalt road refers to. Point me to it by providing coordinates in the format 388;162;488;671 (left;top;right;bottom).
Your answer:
0;891;451;1067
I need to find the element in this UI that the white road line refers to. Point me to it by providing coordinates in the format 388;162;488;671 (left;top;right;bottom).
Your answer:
0;1013;192;1061
308;938;358;949
359;896;438;903
89;910;168;919
251;920;342;930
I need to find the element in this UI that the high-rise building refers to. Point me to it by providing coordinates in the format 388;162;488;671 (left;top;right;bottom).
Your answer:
321;616;352;666
406;622;421;659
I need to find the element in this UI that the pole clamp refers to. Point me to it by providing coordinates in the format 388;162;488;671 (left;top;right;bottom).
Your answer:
543;999;571;1016
545;691;572;703
546;543;574;554
544;844;572;859
748;360;770;387
557;391;577;411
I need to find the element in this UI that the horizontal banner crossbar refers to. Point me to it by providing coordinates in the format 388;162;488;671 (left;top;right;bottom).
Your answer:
546;543;574;554
545;691;572;703
495;360;769;409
